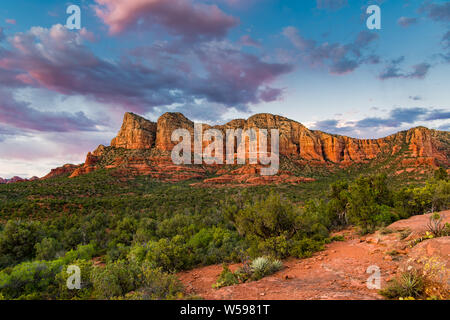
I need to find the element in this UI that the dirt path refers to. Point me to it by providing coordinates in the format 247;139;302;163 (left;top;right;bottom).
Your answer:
178;211;450;300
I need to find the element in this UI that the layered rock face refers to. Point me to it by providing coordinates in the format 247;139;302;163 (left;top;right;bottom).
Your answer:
111;112;157;149
156;112;194;151
45;112;449;183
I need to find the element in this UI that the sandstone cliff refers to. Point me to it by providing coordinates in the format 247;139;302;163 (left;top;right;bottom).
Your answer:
44;112;449;184
111;112;157;149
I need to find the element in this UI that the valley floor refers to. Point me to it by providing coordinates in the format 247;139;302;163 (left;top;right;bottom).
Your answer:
178;211;450;300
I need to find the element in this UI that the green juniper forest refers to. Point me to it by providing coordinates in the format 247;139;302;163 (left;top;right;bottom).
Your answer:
0;165;448;300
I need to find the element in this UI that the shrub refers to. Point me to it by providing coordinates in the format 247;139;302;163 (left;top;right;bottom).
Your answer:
248;235;290;259
213;257;283;289
0;220;42;267
250;256;283;281
380;270;425;299
124;264;184;300
230;193;300;241
145;236;192;272
225;192;329;259
0;259;64;299
212;264;239;289
35;237;62;261
0;244;96;300
91;260;140;299
62;243;96;264
289;238;325;259
56;259;94;300
330;235;345;242
426;213;450;237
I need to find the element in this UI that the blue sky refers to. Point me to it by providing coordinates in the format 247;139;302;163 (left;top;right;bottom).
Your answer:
0;0;448;178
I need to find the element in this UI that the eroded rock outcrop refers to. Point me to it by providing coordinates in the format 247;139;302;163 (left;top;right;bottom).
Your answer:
45;112;449;184
111;112;157;149
42;164;81;179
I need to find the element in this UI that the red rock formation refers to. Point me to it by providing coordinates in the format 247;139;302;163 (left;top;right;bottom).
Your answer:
111;112;157;149
42;164;80;179
44;112;449;184
6;176;25;183
156;112;194;151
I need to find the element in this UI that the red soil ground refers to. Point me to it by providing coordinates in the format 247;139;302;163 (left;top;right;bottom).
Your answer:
178;211;450;300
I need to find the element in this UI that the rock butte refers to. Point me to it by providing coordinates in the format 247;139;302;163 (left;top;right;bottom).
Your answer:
43;112;449;186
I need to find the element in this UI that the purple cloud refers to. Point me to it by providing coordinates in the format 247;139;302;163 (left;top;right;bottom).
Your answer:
239;35;261;48
283;27;379;74
419;1;450;22
94;0;238;41
397;16;418;27
0;25;292;123
0;89;98;132
379;57;431;80
259;87;284;103
312;107;450;137
425;109;450;121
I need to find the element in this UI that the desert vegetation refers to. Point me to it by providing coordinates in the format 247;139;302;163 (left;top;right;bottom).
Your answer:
0;168;448;299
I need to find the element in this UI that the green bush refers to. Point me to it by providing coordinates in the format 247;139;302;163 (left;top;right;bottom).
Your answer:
145;236;192;272
0;220;42;267
124;265;183;300
35;237;62;261
224;193;329;259
289;238;325;259
0;244;96;299
91;260;140;299
212;264;240;289
0;259;64;299
56;259;94;300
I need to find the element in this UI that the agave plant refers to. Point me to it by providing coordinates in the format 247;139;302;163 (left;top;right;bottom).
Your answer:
251;257;270;274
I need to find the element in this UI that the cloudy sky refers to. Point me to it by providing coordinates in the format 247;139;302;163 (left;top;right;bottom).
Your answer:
0;0;449;178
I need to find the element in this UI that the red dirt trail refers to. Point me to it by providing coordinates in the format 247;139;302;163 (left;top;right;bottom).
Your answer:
178;211;450;300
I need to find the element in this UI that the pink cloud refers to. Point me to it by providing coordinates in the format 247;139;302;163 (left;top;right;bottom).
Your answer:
5;19;16;25
94;0;237;40
0;24;292;125
240;35;261;47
